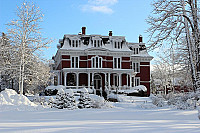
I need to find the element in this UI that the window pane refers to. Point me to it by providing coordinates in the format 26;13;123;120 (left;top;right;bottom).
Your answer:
76;57;78;68
133;63;135;71
96;57;98;68
99;58;102;68
114;58;117;68
92;58;95;68
72;57;74;68
118;58;120;68
76;40;78;47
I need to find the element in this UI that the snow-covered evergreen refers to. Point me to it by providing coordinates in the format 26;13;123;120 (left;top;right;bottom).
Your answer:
53;89;76;110
78;88;93;109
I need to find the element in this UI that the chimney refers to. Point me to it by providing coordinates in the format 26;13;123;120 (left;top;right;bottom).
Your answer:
109;31;112;36
82;27;86;35
139;35;143;43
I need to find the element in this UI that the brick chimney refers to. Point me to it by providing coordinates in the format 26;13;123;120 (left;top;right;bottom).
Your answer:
109;31;112;36
82;27;86;35
139;35;143;43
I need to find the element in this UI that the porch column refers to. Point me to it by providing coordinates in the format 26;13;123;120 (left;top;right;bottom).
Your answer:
126;74;129;86
57;72;60;85
88;73;90;88
133;76;135;87
76;72;79;89
119;73;122;89
105;73;107;89
92;73;94;84
130;74;132;88
64;72;67;86
108;73;111;90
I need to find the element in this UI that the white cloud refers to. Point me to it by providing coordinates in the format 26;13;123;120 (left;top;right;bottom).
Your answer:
81;0;118;14
88;0;118;6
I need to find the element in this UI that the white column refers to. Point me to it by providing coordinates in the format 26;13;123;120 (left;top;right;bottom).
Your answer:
119;73;121;89
57;72;60;85
76;72;79;89
126;74;129;86
88;73;90;88
133;76;135;87
105;73;107;87
92;73;94;84
64;72;67;86
108;73;111;90
130;74;132;88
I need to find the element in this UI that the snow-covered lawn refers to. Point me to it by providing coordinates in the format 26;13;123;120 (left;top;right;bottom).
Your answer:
0;89;199;133
0;102;200;133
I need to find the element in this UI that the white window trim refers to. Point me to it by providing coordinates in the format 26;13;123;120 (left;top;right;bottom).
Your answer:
113;57;121;69
91;56;103;68
132;62;140;73
135;77;140;86
71;56;79;68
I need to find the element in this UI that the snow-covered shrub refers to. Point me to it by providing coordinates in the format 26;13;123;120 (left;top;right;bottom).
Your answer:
150;94;165;107
78;88;93;109
48;97;55;107
33;94;45;105
53;89;76;110
90;94;113;108
167;93;197;110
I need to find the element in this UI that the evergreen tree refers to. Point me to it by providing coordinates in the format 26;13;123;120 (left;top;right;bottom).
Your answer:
54;89;76;110
78;91;92;109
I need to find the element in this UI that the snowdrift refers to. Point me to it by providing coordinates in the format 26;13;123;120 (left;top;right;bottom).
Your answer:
0;89;36;106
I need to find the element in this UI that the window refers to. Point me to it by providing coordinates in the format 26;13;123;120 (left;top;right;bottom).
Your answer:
133;48;139;54
113;74;118;86
113;57;121;69
91;56;103;68
76;40;78;47
135;77;140;86
133;62;140;72
95;40;96;47
71;56;79;68
114;42;117;48
72;40;75;47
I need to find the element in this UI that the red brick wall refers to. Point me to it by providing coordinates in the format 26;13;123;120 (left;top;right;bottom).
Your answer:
79;73;88;86
140;82;150;96
80;56;87;60
79;61;87;68
136;66;150;81
62;61;70;68
122;57;130;60
122;62;130;69
140;62;150;65
107;62;113;68
122;74;127;86
62;55;70;59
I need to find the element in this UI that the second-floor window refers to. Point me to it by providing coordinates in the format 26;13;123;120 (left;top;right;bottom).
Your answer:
92;56;103;68
133;62;140;72
71;56;79;68
114;57;121;69
133;48;139;54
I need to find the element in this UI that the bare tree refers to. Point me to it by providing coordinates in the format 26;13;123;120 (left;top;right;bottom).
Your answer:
147;0;200;91
6;1;52;95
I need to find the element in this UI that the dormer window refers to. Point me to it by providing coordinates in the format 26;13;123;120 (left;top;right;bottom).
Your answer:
133;48;139;54
70;40;79;47
114;41;122;49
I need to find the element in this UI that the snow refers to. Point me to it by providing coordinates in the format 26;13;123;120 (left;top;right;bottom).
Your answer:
0;91;200;133
0;89;36;106
117;85;147;94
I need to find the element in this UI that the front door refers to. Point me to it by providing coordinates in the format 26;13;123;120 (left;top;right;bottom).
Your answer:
94;74;102;96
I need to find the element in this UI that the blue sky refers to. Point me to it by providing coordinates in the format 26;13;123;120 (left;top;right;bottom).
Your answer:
0;0;153;60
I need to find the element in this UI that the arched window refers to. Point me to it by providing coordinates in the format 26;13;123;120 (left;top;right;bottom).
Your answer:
91;56;103;68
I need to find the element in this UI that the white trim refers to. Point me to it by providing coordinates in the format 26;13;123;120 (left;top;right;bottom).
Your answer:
71;56;79;68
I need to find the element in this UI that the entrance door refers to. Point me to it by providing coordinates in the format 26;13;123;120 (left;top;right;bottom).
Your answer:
94;74;102;96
